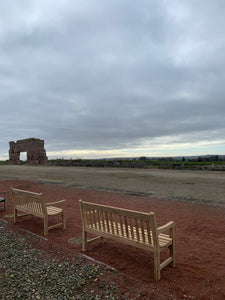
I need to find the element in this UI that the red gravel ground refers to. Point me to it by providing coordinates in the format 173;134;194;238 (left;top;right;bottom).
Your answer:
1;179;225;299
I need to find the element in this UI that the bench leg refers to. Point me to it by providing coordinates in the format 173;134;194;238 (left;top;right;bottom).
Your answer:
82;230;87;251
62;211;66;230
154;250;161;280
169;228;175;267
169;244;175;267
44;217;48;236
13;209;17;223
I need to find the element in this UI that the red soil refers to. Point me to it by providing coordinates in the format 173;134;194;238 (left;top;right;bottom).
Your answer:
0;179;225;299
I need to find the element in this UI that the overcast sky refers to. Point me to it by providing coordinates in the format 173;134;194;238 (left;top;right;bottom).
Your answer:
1;0;225;160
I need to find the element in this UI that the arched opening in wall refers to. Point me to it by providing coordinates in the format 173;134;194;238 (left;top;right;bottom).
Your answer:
19;152;27;164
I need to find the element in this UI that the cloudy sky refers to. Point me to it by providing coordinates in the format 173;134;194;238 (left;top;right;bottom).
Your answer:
1;0;225;160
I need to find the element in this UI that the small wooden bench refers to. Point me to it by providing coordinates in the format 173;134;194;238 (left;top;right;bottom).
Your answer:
79;200;175;280
11;188;66;236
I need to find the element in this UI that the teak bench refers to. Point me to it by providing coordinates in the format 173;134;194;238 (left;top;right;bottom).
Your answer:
11;188;66;236
79;200;175;280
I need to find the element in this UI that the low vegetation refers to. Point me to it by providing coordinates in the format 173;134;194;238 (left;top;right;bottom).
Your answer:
3;155;225;170
47;155;225;170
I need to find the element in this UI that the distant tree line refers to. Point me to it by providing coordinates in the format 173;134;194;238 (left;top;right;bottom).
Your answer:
2;155;225;170
46;155;225;170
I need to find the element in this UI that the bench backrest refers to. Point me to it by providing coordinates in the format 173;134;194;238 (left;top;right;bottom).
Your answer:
11;188;47;217
79;200;159;246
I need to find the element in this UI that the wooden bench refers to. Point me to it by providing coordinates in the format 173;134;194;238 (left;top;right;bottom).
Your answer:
79;200;175;280
11;188;66;236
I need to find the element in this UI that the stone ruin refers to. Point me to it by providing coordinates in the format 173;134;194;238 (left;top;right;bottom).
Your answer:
9;138;48;165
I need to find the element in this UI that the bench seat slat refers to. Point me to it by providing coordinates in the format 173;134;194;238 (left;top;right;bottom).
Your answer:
47;206;63;215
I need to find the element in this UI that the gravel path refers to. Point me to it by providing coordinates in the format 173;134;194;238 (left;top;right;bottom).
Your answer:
0;220;122;300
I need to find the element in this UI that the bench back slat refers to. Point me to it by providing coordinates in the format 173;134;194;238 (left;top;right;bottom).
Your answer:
97;210;102;230
101;211;106;231
110;213;114;234
115;215;119;235
124;216;129;238
119;215;124;237
146;220;152;244
134;218;140;241
129;217;134;239
93;209;97;228
149;212;159;246
140;219;145;243
105;212;110;232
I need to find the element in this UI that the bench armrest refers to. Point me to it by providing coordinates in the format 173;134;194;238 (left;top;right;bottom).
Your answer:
46;200;66;207
157;221;174;234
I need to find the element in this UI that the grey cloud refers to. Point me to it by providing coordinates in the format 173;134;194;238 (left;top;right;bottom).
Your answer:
1;0;225;158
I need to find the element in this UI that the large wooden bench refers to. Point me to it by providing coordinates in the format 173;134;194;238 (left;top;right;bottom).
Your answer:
79;200;175;280
11;188;66;236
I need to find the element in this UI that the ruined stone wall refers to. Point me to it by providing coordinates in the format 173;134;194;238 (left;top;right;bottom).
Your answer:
9;138;48;165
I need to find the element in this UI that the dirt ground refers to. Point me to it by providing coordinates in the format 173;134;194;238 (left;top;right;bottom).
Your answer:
1;165;225;206
0;166;225;299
